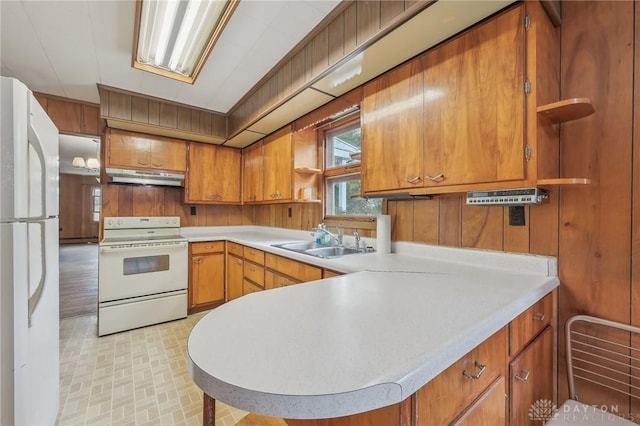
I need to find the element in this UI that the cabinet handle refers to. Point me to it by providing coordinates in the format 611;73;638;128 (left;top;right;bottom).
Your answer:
534;312;545;321
151;162;163;167
138;159;150;166
237;259;242;266
193;257;203;264
515;368;530;382
462;360;486;380
406;176;422;184
425;173;445;182
205;245;213;249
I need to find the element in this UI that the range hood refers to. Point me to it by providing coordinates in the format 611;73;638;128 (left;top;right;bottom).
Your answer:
106;168;185;187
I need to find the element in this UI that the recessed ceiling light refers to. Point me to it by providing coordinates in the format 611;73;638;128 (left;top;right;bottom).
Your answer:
132;0;239;84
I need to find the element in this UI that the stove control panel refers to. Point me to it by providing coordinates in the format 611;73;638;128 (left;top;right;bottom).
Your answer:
104;216;181;229
466;188;549;206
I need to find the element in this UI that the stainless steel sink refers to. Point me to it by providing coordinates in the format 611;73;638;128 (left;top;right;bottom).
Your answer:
271;241;363;258
274;241;322;251
304;246;361;258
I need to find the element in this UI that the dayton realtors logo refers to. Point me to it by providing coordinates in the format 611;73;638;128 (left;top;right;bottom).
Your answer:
529;400;631;423
529;399;557;422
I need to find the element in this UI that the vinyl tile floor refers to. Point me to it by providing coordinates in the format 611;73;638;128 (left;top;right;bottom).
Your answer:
56;313;248;426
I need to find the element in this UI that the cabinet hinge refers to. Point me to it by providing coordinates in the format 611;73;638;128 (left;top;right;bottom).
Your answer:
524;80;532;96
525;144;532;162
524;14;531;30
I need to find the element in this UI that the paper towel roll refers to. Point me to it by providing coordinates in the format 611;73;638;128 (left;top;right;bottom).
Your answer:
376;214;391;254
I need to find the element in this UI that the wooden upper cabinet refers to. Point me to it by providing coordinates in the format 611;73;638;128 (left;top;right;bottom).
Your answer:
186;142;241;204
263;127;293;201
243;141;264;202
422;5;525;187
106;128;187;172
362;58;424;193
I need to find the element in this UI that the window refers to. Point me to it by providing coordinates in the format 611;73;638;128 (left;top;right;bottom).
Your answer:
324;119;381;217
91;186;101;223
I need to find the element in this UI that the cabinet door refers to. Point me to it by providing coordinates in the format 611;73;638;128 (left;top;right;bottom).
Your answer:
186;142;241;203
265;270;298;289
423;6;524;187
452;376;506;426
416;327;507;425
509;326;553;426
149;137;187;171
263;128;292;201
227;254;243;301
191;253;225;307
243;141;264;202
362;58;424;193
107;129;151;168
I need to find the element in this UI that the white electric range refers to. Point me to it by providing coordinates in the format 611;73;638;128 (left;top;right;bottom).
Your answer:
98;216;187;336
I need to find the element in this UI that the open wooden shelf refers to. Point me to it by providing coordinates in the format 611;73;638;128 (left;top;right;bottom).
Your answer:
293;167;322;174
537;178;592;186
537;98;594;123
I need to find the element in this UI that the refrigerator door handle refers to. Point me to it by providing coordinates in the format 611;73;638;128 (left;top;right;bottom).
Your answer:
27;221;46;327
27;122;47;219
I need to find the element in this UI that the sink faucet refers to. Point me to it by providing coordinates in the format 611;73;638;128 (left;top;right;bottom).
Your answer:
353;231;361;250
311;224;343;246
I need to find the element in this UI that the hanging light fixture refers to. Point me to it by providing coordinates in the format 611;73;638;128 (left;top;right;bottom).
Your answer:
72;139;101;172
132;0;239;84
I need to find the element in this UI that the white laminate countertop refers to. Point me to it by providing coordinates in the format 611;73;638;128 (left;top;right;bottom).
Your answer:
184;225;559;419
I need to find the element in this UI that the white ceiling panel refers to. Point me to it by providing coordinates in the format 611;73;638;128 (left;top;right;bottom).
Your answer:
0;0;341;113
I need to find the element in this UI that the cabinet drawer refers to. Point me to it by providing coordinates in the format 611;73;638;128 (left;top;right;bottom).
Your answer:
243;262;264;287
191;241;224;254
451;376;506;426
509;293;553;356
227;242;244;257
243;279;263;296
265;254;322;282
323;269;343;278
265;270;298;290
415;327;507;425
243;247;265;265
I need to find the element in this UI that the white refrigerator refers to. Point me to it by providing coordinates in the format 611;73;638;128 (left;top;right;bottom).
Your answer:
0;77;60;425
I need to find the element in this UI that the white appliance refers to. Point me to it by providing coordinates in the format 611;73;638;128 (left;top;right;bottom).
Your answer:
0;77;60;425
98;216;188;336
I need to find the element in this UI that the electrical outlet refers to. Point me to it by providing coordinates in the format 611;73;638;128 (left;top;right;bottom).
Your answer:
508;206;525;226
190;206;197;216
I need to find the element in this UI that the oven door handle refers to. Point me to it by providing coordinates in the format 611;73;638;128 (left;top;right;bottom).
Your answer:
99;242;188;253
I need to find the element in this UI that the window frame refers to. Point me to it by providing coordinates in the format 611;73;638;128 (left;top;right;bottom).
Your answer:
321;115;381;221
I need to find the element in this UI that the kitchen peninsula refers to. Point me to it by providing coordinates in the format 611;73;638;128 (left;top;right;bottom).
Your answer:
184;227;558;425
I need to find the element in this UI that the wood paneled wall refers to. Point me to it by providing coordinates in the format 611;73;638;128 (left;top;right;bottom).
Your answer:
34;93;101;136
101;185;251;227
97;85;227;144
59;174;100;242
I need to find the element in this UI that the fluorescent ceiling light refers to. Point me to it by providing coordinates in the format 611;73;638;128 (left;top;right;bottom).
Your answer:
132;0;239;84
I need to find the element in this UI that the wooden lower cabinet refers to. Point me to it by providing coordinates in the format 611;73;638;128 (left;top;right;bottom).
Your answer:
226;253;243;301
509;327;553;426
265;254;322;283
243;279;263;295
265;270;297;289
189;241;225;313
416;327;508;426
323;269;343;279
452;376;506;426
